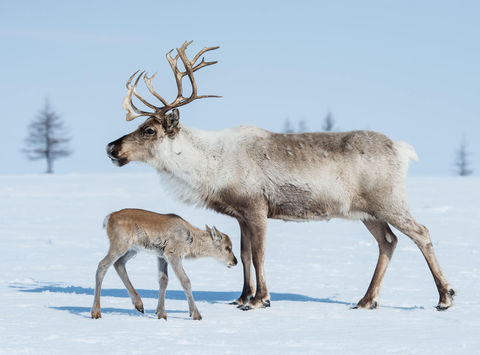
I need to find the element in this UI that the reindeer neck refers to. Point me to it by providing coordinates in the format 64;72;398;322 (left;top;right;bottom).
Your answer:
152;124;227;205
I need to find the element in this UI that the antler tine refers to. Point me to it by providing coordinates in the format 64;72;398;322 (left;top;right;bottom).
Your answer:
122;70;155;121
157;41;221;114
176;42;201;99
143;73;169;107
132;71;161;111
193;57;218;72
196;94;223;99
191;46;220;67
122;42;221;120
126;70;140;89
166;48;184;101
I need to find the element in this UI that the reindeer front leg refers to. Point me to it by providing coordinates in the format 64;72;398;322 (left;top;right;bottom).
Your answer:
168;256;202;320
240;211;270;310
232;220;256;306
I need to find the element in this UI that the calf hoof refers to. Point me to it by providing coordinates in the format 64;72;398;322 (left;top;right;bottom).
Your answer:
135;303;144;314
191;310;202;320
91;309;101;319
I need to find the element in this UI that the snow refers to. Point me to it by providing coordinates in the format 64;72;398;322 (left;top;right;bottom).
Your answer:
1;173;479;354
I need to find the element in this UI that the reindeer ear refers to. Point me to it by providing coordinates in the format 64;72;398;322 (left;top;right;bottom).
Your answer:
210;226;222;242
205;224;211;233
172;108;180;121
163;109;180;135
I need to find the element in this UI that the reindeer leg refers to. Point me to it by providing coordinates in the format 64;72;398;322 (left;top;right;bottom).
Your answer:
240;212;270;310
385;212;455;310
232;220;256;306
113;250;144;313
168;256;202;320
156;257;169;320
355;219;398;309
91;249;125;319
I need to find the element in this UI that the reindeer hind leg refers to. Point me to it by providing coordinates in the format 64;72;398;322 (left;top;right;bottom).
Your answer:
355;219;398;309
383;210;455;310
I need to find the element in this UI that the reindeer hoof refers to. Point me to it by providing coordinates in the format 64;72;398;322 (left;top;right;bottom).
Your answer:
91;311;101;319
135;305;144;313
353;300;378;310
436;288;456;311
239;298;271;311
157;312;167;320
231;295;254;306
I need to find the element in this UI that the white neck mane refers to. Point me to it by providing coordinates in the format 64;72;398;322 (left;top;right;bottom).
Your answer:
150;125;229;206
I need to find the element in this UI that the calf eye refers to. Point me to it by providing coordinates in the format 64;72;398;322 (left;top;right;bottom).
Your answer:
144;128;155;135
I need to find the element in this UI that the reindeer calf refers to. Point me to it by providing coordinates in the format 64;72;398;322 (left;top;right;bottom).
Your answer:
91;208;237;320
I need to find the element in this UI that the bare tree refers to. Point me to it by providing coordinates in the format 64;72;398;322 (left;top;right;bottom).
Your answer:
321;110;335;131
282;117;295;133
22;99;72;173
454;137;473;176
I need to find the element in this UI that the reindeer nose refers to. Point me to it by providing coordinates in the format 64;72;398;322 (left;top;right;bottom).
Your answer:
106;142;116;155
233;256;238;266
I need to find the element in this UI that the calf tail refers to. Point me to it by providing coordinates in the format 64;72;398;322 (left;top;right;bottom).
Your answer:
103;214;111;229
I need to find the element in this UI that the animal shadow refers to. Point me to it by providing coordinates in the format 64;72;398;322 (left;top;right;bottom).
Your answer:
10;281;423;316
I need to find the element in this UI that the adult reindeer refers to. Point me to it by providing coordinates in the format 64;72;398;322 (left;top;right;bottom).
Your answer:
107;41;454;311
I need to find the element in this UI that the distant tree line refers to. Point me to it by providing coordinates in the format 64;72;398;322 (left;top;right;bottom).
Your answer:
283;110;336;133
20;100;475;177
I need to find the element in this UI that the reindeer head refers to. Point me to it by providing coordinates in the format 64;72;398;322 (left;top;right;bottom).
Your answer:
107;41;220;167
205;225;238;268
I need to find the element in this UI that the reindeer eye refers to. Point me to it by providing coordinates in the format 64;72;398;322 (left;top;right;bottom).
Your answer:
225;246;231;252
144;128;156;135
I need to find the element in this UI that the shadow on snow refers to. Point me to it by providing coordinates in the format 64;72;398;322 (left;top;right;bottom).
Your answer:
10;282;424;313
11;282;345;304
50;306;189;319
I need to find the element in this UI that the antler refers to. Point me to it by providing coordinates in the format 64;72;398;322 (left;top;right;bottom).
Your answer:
122;41;220;121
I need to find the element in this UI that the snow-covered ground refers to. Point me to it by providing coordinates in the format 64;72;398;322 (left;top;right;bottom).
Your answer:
1;173;479;354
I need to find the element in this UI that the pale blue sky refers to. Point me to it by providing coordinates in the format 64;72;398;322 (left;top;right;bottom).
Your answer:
1;0;479;175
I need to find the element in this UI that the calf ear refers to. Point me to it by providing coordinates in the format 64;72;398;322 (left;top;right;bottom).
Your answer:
210;226;222;242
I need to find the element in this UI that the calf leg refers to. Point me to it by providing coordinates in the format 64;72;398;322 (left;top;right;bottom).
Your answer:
91;248;126;319
156;257;169;320
113;250;144;313
168;257;202;320
355;219;398;309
